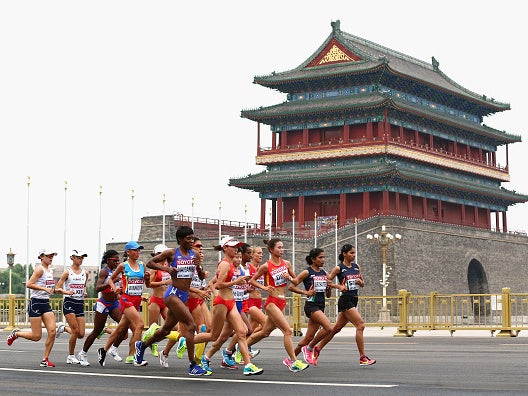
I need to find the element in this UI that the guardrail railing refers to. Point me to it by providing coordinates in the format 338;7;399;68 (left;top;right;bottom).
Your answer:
2;288;525;337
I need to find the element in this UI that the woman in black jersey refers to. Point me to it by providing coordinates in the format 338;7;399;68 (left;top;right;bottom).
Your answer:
310;244;376;366
288;248;335;366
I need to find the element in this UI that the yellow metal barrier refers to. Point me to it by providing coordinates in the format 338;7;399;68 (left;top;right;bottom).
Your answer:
3;289;528;337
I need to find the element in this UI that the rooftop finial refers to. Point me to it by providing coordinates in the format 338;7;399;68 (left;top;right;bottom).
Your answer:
331;20;341;33
432;56;440;71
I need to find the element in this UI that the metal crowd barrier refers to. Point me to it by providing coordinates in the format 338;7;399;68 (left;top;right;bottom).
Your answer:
2;288;527;337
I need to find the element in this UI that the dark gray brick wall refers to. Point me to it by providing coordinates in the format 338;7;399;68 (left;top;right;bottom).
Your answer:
107;215;528;295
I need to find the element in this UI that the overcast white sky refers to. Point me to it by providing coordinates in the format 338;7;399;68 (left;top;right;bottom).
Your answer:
1;1;526;268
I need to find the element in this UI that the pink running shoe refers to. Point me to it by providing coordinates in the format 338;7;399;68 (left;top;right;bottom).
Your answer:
301;345;314;365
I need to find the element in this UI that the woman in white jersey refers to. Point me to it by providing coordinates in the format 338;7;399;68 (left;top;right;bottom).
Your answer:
7;249;64;367
55;249;89;364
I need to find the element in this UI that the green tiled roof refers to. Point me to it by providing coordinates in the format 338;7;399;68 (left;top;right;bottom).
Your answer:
241;91;519;144
229;158;527;205
253;20;508;113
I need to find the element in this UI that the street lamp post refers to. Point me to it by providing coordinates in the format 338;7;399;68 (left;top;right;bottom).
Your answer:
7;248;15;295
367;225;401;321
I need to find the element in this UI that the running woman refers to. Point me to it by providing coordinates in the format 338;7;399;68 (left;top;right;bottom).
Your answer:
246;245;266;336
55;249;89;364
98;241;150;366
193;236;263;376
288;248;335;365
310;244;376;366
226;243;260;365
144;243;172;357
7;249;63;367
133;226;208;376
245;238;308;373
77;250;127;366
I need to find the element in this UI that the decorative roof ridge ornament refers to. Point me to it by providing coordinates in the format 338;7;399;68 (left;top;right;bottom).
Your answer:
331;19;341;34
432;56;440;71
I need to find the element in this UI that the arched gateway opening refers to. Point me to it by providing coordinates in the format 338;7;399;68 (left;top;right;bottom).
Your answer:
467;259;489;318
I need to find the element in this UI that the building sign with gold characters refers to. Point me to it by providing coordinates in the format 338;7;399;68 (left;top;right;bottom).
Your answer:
308;38;361;67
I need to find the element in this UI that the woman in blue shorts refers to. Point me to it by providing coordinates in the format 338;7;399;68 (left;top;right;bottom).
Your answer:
7;249;62;367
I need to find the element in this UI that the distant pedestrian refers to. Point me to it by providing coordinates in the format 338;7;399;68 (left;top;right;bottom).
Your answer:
7;249;65;367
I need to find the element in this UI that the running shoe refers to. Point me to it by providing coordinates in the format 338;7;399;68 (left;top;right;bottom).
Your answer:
77;352;90;366
98;348;107;367
56;322;65;338
200;355;212;373
234;345;243;364
249;346;260;359
188;361;207;376
125;355;134;364
292;359;309;372
222;349;237;367
133;341;148;366
6;329;19;346
312;346;320;366
359;355;376;366
243;363;264;376
142;322;160;342
109;345;123;362
283;358;308;373
66;354;80;364
221;359;238;370
150;343;159;357
301;345;315;365
176;337;187;359
159;352;169;368
40;358;55;367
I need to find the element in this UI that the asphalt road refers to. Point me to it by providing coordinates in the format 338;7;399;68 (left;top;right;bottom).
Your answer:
1;328;528;396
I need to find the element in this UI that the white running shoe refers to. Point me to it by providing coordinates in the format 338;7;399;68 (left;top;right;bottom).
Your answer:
77;352;90;366
159;352;169;368
109;345;123;362
56;322;65;338
66;354;80;364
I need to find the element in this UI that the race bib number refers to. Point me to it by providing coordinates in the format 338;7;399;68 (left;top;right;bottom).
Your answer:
176;264;195;279
70;283;85;298
345;275;359;291
270;266;288;287
126;277;144;296
312;275;327;292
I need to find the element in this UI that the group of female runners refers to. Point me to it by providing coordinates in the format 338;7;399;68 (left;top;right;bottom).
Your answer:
6;227;375;373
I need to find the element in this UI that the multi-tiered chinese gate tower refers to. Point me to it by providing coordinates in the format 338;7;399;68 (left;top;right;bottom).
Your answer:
231;20;526;234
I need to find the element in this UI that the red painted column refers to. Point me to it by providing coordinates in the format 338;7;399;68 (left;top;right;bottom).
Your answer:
260;199;266;230
437;200;442;221
366;122;373;139
461;204;466;225
271;132;276;150
277;197;283;230
408;194;413;217
377;122;384;139
257;122;261;155
422;197;427;219
343;124;350;142
502;211;507;233
303;128;308;145
485;208;490;229
362;192;370;218
395;192;400;214
298;196;305;228
339;193;346;226
495;211;500;232
474;207;479;226
382;190;389;214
